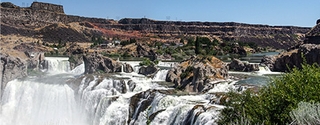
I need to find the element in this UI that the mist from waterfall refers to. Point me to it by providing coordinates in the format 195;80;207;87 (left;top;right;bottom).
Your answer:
0;57;87;125
0;58;239;125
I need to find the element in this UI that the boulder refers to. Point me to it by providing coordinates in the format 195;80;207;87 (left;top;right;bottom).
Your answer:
138;65;158;76
228;59;259;72
122;63;134;73
83;53;122;74
166;56;228;93
127;80;136;92
128;89;158;124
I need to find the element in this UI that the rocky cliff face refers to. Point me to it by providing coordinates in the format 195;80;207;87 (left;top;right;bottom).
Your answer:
0;53;27;97
1;2;310;50
261;22;320;72
113;18;310;49
83;53;122;74
166;56;228;93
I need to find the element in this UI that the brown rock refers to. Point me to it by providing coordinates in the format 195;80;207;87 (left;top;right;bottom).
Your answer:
229;59;259;72
0;53;27;97
83;53;122;74
166;56;228;93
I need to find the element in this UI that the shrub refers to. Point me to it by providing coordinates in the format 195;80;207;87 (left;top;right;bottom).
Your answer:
290;101;320;125
139;58;158;66
218;63;320;125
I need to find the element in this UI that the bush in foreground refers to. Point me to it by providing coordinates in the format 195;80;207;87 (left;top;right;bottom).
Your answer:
218;63;320;125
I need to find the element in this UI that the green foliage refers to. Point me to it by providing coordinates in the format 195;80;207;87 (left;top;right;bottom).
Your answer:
120;38;136;46
218;63;320;125
139;58;158;66
68;55;76;63
91;36;104;48
195;37;201;55
238;41;258;49
180;66;194;79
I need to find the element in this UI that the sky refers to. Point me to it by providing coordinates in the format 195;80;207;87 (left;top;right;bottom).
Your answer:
6;0;320;27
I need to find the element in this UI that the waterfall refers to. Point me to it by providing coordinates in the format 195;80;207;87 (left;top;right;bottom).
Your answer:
0;57;226;125
152;69;169;81
258;65;271;72
44;57;70;73
0;75;87;125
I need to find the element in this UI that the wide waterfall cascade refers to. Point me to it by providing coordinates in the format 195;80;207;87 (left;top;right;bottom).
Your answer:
0;78;88;125
0;57;87;125
1;57;270;125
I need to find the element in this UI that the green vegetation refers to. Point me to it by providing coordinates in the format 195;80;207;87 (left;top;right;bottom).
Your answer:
90;36;104;48
120;38;137;46
218;63;320;125
139;58;159;66
180;66;194;79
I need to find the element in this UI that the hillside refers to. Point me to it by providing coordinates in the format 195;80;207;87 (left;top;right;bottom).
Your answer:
1;2;310;50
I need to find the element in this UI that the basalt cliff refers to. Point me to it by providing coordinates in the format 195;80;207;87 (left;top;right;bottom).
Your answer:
1;2;310;50
261;20;320;72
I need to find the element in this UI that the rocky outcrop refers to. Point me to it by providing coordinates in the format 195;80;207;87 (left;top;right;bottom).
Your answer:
138;65;158;76
1;2;310;50
115;18;310;49
128;89;158;124
30;2;64;13
228;59;259;72
136;44;157;61
122;63;134;73
0;53;27;97
166;56;228;93
261;22;320;72
1;2;19;8
83;53;122;74
65;43;87;69
304;22;320;44
266;44;320;72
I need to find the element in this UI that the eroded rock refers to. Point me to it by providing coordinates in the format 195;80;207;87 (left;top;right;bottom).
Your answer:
83;53;122;74
229;59;259;72
166;56;228;93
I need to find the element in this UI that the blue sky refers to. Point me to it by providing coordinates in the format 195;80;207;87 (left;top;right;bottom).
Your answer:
7;0;320;27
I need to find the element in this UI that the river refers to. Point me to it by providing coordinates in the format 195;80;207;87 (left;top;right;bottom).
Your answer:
0;56;282;125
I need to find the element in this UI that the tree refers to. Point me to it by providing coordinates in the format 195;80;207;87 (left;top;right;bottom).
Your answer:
218;63;320;125
195;37;200;55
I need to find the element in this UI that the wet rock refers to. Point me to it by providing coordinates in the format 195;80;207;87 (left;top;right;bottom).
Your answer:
127;80;136;92
138;65;158;76
166;56;228;93
229;59;259;72
0;53;27;97
128;89;159;124
83;53;122;74
122;63;134;73
113;80;127;94
66;44;87;70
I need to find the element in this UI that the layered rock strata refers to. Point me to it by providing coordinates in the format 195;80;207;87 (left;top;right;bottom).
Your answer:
261;21;320;72
1;2;310;49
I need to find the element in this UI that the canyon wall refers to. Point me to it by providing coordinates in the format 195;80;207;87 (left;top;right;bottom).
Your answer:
1;2;311;49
